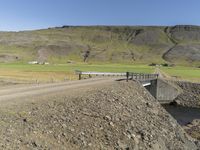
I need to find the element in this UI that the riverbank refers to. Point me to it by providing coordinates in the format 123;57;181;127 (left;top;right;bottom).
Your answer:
162;105;200;126
163;104;200;142
173;81;200;108
161;81;200;143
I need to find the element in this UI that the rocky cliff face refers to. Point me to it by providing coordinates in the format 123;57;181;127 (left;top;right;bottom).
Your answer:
169;25;200;41
162;25;200;64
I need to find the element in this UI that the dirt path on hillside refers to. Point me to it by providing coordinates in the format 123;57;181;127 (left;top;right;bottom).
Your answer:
154;67;172;79
0;78;119;102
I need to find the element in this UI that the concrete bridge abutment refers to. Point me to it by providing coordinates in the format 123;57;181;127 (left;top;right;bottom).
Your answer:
145;79;181;103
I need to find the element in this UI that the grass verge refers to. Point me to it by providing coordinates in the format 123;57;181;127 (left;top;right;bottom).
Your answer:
0;63;199;83
0;63;154;82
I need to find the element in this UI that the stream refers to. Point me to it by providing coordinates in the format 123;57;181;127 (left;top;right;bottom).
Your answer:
162;104;200;126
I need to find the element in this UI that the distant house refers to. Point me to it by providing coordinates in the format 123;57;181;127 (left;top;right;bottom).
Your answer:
28;61;49;65
28;61;38;64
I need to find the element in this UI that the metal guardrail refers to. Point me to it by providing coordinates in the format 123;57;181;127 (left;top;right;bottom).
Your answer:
126;72;159;82
75;70;126;80
75;70;159;81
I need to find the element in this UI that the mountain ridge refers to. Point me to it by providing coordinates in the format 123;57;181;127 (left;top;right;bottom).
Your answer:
0;25;199;66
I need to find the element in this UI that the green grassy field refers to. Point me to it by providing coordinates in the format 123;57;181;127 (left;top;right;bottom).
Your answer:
0;63;154;73
0;63;199;83
0;63;154;82
161;66;200;82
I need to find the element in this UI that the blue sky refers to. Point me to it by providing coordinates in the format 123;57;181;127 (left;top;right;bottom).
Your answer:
0;0;200;31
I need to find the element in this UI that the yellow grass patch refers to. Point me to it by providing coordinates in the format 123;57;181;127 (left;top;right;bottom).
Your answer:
0;70;78;83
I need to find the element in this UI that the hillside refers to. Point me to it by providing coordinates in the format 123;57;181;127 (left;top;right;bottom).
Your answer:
0;25;199;66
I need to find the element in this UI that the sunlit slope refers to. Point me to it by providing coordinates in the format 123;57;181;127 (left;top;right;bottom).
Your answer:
0;25;199;66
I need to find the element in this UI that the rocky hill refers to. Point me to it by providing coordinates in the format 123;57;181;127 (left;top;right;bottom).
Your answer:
0;25;200;66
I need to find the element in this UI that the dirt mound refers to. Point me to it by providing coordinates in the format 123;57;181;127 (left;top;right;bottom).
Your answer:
0;81;198;149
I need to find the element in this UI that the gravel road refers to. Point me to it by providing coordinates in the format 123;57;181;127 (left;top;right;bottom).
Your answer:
0;78;117;102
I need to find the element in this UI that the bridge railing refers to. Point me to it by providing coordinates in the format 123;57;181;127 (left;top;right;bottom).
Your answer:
75;70;126;80
75;70;158;81
126;72;159;82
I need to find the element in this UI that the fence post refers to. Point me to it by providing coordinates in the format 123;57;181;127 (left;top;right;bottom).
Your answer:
126;72;129;82
79;73;82;80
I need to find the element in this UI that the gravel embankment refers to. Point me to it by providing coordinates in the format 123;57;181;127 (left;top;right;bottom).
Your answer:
0;80;198;149
184;120;200;141
174;81;200;108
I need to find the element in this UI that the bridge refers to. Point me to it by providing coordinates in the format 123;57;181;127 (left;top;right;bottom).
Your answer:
125;72;158;86
76;71;180;104
75;71;158;87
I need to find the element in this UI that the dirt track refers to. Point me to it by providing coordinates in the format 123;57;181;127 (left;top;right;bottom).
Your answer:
0;78;118;102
